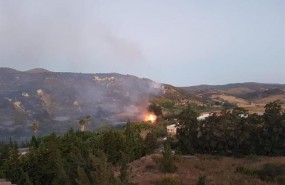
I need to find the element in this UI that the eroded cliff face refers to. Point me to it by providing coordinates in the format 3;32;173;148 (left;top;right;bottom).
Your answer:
36;89;53;114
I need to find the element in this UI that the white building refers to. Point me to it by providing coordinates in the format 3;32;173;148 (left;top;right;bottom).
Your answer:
197;113;212;121
167;124;177;136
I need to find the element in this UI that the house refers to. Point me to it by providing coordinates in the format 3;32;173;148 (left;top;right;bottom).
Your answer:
167;124;177;136
197;113;212;121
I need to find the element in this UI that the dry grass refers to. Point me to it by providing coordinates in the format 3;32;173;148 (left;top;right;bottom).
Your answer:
223;88;256;96
210;93;285;113
254;94;285;104
211;94;250;107
127;154;285;185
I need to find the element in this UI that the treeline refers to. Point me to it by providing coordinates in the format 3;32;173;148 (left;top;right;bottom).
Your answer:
176;101;285;156
0;101;284;184
0;121;159;185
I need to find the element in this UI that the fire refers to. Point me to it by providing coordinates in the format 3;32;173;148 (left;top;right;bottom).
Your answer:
144;113;157;123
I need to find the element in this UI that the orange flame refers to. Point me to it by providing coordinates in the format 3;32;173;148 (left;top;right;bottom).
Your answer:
144;113;157;123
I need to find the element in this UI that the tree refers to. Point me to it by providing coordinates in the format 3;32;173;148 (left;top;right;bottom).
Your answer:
144;132;158;154
119;152;129;184
76;167;91;185
264;100;282;118
124;120;145;161
100;131;126;164
88;152;115;185
160;142;176;173
263;101;285;155
176;106;199;154
30;136;41;148
0;147;21;182
124;120;135;161
148;103;163;117
52;150;71;185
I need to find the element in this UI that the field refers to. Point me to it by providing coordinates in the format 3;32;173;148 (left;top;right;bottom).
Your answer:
128;154;285;185
210;93;285;113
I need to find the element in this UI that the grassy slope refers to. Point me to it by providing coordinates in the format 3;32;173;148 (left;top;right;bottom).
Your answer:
128;154;285;185
180;83;285;113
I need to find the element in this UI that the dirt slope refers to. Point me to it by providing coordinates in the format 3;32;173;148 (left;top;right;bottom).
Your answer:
127;154;285;185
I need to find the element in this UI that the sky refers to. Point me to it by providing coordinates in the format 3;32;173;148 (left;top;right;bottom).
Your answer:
0;0;284;86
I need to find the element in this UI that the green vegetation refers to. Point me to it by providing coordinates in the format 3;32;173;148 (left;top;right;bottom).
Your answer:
154;177;181;185
0;121;158;185
236;166;260;176
0;100;284;184
148;103;163;117
259;163;285;183
196;176;206;185
176;101;285;156
160;142;176;173
236;163;285;184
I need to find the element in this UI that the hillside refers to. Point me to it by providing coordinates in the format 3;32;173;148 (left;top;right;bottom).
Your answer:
0;68;202;140
128;154;285;185
183;82;285;92
182;82;285;112
1;68;284;139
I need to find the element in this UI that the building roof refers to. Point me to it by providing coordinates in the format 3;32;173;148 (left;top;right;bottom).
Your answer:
167;124;177;129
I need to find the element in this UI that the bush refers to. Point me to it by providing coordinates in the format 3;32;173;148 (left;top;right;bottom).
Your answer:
196;176;206;185
277;175;285;185
236;163;285;184
155;177;181;185
160;143;177;173
259;163;285;182
236;166;260;176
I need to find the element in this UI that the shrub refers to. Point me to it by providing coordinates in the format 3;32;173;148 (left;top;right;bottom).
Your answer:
236;163;285;184
259;163;285;182
155;177;181;185
196;176;206;185
160;143;177;173
236;166;260;176
277;175;285;185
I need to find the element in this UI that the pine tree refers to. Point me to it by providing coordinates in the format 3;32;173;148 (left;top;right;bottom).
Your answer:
161;142;176;173
119;152;129;184
89;152;114;185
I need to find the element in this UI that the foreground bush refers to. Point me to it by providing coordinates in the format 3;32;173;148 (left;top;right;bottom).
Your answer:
236;163;285;184
155;177;181;185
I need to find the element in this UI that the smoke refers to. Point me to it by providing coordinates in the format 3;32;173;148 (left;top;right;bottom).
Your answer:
0;0;162;124
67;73;163;121
0;0;144;70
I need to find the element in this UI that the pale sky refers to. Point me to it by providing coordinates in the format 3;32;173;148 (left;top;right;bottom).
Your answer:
0;0;284;86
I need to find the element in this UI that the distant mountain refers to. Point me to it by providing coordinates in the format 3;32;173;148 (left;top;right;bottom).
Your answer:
182;82;285;112
26;68;52;73
183;82;285;93
0;67;201;140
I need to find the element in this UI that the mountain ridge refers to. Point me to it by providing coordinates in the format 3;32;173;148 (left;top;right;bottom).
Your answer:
0;68;170;140
0;67;284;140
182;82;285;92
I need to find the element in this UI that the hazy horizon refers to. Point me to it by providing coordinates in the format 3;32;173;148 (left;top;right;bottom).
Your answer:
2;66;285;87
0;0;284;86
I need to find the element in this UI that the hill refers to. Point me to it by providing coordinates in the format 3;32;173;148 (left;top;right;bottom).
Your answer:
128;154;285;185
182;82;285;112
0;68;284;140
0;68;202;140
26;68;52;73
